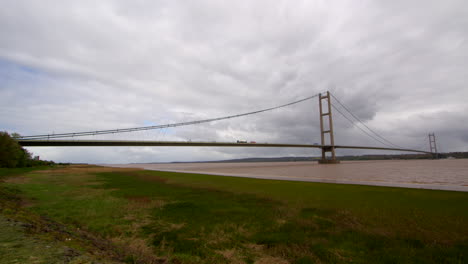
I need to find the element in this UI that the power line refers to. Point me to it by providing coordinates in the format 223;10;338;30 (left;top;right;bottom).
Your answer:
330;94;403;149
20;93;320;140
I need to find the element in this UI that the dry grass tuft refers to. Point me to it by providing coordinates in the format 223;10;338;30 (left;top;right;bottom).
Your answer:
4;176;31;184
111;236;166;264
206;224;249;246
216;249;246;264
135;173;169;183
126;196;152;203
254;256;289;264
37;165;141;175
124;198;165;217
244;243;292;264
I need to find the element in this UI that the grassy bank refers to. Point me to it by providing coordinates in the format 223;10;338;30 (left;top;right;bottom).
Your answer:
1;165;467;263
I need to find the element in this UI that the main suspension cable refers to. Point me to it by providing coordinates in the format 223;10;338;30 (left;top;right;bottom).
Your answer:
20;93;320;140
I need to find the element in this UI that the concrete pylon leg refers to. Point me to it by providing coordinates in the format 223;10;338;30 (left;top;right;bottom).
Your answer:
318;91;340;164
428;133;438;159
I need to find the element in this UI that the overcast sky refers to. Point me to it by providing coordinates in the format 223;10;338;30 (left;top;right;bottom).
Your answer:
1;0;467;163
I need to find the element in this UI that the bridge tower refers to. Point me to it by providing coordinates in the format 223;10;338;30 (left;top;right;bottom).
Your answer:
318;91;340;164
428;133;438;159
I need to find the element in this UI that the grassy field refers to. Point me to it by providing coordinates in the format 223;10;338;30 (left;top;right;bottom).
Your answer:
0;165;467;263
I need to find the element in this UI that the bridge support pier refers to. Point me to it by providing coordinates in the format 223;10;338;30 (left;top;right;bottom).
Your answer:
318;91;340;164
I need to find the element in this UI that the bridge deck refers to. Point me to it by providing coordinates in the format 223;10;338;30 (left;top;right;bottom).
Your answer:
18;140;431;154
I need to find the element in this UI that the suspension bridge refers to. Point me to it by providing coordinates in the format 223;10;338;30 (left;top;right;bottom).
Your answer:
17;91;436;164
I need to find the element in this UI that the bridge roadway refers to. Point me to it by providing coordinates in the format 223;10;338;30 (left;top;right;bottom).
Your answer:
18;139;431;154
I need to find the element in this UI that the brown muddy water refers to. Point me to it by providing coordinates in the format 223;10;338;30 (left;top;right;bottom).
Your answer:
108;159;468;192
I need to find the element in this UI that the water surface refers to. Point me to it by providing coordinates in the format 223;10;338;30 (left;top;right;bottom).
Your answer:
108;159;468;192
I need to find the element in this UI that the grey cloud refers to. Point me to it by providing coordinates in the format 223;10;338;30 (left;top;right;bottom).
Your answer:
1;0;467;163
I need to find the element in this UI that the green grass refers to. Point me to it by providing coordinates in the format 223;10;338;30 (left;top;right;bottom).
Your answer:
0;215;78;264
0;167;126;263
0;167;43;179
2;166;468;263
143;171;468;241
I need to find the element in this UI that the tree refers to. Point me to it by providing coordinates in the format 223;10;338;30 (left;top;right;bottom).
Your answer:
0;132;24;168
0;132;55;168
11;132;21;139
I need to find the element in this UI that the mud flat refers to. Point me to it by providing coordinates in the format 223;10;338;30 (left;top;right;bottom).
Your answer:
108;159;468;192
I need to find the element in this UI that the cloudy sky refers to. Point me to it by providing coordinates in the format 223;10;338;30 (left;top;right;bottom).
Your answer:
1;0;467;163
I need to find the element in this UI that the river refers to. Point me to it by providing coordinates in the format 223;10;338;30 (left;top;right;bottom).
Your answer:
107;159;468;192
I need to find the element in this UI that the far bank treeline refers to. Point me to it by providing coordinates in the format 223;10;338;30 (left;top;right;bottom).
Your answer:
0;132;55;168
